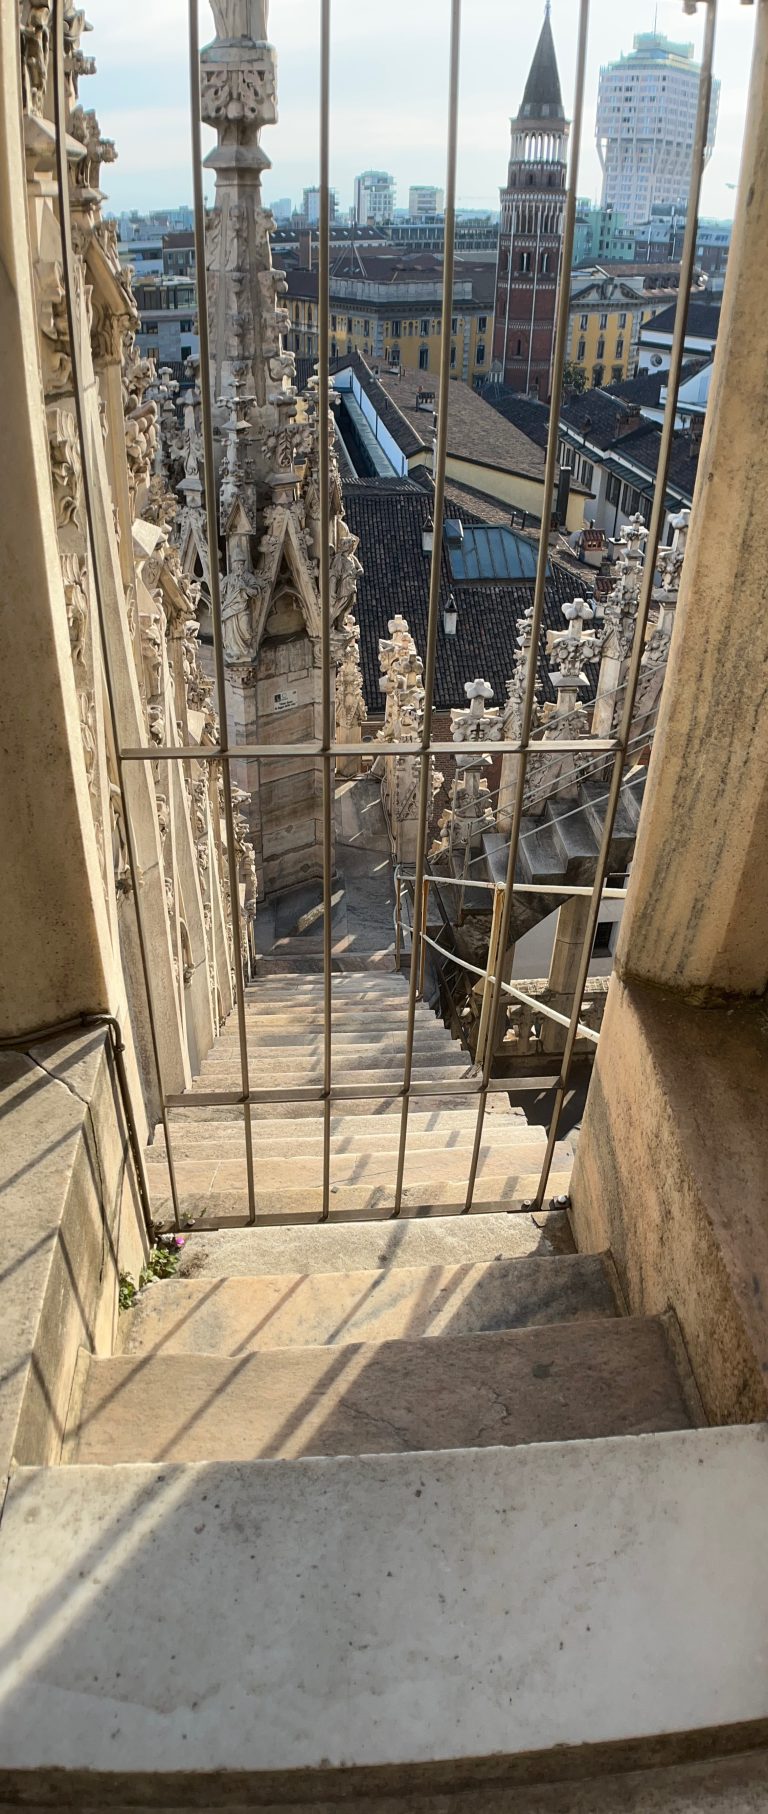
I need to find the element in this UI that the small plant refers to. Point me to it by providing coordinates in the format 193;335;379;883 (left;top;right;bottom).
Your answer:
119;1271;138;1311
119;1235;186;1311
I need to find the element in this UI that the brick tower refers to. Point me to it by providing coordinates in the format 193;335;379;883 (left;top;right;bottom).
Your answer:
492;5;569;396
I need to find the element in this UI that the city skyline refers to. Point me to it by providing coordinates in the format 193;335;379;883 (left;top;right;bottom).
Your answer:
89;0;753;223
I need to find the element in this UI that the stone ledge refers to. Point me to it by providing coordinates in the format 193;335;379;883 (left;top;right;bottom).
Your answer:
1;1428;767;1790
570;979;768;1425
0;1029;146;1484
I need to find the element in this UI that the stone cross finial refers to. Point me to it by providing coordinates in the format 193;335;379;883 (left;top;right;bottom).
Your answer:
547;597;600;688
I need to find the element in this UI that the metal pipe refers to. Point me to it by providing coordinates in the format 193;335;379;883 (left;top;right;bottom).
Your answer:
188;0;257;1225
462;0;591;1215
318;0;334;1223
120;736;620;762
51;0;182;1232
0;1011;154;1246
528;0;718;1214
392;0;462;1218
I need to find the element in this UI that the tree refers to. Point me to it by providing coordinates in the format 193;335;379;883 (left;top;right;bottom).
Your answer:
562;361;588;396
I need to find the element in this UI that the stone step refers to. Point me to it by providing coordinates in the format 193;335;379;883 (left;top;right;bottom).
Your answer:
150;1113;549;1159
149;1171;572;1225
145;1140;571;1193
244;981;409;999
118;1253;619;1359
65;1316;691;1466
169;1094;483;1119
173;1208;575;1276
203;1035;458;1060
6;1429;764;1792
187;1065;471;1092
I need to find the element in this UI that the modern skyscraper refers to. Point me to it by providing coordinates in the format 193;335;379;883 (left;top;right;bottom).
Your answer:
492;6;568;396
596;33;720;229
353;170;395;227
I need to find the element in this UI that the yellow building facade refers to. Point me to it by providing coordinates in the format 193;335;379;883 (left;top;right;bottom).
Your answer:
568;271;678;389
285;264;494;386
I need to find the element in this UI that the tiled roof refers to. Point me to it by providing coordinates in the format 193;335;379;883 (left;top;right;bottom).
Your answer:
643;299;721;341
482;384;633;453
606;358;708;410
353;360;548;481
615;425;700;498
342;478;588;715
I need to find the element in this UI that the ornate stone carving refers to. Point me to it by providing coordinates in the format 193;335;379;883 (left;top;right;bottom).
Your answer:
47;406;82;528
20;1;52;119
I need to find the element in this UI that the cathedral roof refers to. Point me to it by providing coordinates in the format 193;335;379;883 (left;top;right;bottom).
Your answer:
517;9;566;124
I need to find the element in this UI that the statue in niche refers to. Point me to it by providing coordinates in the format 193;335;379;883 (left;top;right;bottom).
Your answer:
211;1;268;41
221;554;259;664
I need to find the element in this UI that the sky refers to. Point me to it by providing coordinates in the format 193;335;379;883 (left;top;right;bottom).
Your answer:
88;0;756;224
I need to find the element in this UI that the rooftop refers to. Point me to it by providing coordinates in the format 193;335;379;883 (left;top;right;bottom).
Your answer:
642;299;722;341
341;477;584;715
337;356;548;483
518;10;566;124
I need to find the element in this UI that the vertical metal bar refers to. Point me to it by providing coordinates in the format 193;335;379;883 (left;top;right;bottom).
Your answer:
392;0;462;1218
318;0;334;1222
188;0;257;1225
417;876;430;998
395;871;402;970
529;0;718;1215
463;0;591;1215
474;885;504;1074
51;0;178;1230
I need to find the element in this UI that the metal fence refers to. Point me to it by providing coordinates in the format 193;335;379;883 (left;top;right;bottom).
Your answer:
51;0;719;1229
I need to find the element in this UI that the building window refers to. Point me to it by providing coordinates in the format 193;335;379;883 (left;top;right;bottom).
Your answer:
621;481;640;513
612;364;623;383
347;316;352;333
580;459;594;488
560;442;573;469
618;311;627;328
577;339;586;361
307;304;313;325
392;319;401;337
179;319;194;331
599;312;608;328
145;322;158;333
593;364;604;387
476;343;485;365
419;346;429;369
451;316;458;333
516;337;523;356
421;319;429;336
450;344;457;367
540;251;549;273
520;251;531;272
478;315;487;332
616;337;624;357
580;313;588;329
331;313;337;331
363;318;369;335
294;304;300;321
596;337;605;359
606;473;621;506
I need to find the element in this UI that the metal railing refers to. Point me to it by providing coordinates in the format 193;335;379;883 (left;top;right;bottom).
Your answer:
50;0;720;1227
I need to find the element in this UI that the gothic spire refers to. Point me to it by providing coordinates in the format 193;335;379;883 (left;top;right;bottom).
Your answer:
518;8;566;123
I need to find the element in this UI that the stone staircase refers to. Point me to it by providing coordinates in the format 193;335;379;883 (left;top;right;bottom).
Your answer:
145;971;575;1223
50;965;719;1800
64;966;696;1467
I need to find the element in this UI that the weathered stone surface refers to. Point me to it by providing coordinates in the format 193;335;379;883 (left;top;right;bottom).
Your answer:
175;1209;575;1275
3;1430;768;1787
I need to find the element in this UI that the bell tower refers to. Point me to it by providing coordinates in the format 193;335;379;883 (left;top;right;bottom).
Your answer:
492;5;569;396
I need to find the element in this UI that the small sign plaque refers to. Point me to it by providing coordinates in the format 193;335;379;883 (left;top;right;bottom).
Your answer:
272;687;298;713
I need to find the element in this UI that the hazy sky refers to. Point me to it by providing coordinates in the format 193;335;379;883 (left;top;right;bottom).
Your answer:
89;0;755;223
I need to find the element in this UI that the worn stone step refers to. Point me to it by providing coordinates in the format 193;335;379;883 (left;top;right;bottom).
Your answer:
173;1209;575;1276
150;1114;549;1160
6;1430;765;1791
188;1066;471;1092
169;1094;482;1120
118;1254;619;1359
203;1036;458;1061
149;1169;571;1225
66;1316;691;1465
145;1141;570;1194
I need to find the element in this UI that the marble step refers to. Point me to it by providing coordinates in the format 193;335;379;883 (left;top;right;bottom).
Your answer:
150;1113;550;1159
118;1253;619;1358
65;1316;691;1466
145;1139;570;1193
202;1035;459;1061
148;1170;571;1224
172;1209;576;1276
187;1066;471;1092
6;1429;763;1793
169;1094;483;1119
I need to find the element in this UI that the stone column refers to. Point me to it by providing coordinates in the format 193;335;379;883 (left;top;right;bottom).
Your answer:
0;0;113;1035
571;1;768;1429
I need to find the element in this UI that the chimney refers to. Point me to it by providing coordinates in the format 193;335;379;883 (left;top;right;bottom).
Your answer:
299;230;312;270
